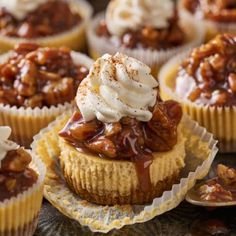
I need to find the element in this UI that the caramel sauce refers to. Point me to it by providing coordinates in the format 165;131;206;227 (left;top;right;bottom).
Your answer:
59;100;182;192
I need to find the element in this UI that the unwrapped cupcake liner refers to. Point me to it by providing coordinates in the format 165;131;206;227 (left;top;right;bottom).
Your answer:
159;51;236;153
0;150;46;236
31;112;218;233
0;0;93;53
86;12;205;75
178;1;236;41
0;51;93;147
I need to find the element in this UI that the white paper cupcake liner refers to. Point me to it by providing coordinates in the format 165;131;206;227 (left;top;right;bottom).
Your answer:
178;1;236;41
86;12;205;74
0;150;46;236
159;51;236;153
0;51;93;147
31;112;218;233
0;0;93;53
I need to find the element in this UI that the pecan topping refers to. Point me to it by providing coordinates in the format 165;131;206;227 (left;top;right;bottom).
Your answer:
183;0;236;22
198;164;236;202
0;43;89;108
0;1;81;38
0;148;38;201
176;34;236;106
96;10;185;50
59;99;182;160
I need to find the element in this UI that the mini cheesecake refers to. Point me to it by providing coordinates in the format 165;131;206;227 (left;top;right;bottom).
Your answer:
58;53;186;205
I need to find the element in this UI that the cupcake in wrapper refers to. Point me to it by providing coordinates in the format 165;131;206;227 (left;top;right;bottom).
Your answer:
31;107;218;233
86;0;205;75
56;52;186;205
0;126;46;236
159;34;236;152
0;43;93;147
0;0;92;53
179;0;236;41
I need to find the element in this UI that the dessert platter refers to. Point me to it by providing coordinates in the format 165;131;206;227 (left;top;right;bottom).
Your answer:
0;0;236;235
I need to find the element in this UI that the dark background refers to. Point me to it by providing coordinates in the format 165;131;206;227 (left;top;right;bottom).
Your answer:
87;0;110;14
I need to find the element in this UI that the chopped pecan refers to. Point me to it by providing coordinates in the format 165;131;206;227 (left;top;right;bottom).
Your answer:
5;178;17;192
199;182;233;202
70;120;103;142
85;137;117;158
1;148;32;173
217;164;236;186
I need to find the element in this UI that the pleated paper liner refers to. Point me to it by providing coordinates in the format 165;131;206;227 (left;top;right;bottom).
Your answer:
159;51;236;153
0;51;93;147
86;12;205;77
31;112;218;233
0;0;93;53
58;126;186;205
178;0;236;42
0;150;46;236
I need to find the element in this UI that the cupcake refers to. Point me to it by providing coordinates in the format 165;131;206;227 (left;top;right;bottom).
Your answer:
0;42;93;147
86;0;205;75
0;0;92;53
159;34;236;152
0;126;45;236
58;52;186;205
179;0;236;40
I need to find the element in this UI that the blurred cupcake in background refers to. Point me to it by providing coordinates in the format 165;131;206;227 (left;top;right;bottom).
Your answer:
0;126;45;236
0;0;92;53
159;34;236;152
179;0;236;41
0;42;93;147
87;0;205;75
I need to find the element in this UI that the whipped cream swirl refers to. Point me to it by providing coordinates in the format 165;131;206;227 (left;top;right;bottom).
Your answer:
0;0;48;20
76;53;158;123
0;126;18;168
106;0;174;36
